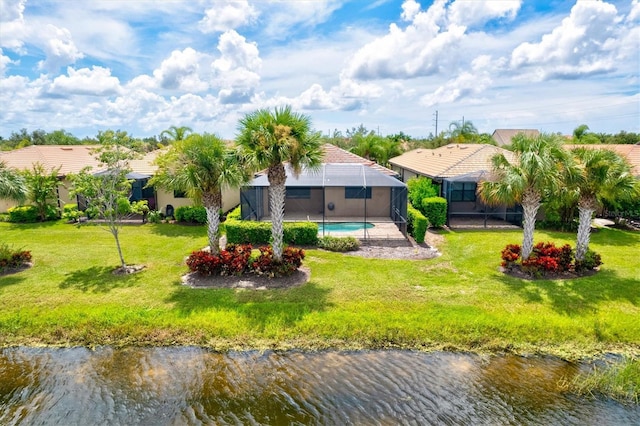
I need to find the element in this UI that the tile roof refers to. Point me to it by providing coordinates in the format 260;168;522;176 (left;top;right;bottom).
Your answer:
321;143;398;176
491;129;540;146
564;144;640;177
388;144;516;179
0;145;103;176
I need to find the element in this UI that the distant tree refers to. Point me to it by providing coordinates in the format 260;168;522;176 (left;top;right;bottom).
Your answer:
151;133;250;254
23;163;61;221
478;133;569;260
607;131;640;144
447;120;478;143
44;129;80;145
160;125;193;143
572;124;601;144
237;105;322;261
570;148;638;261
0;160;27;203
70;130;140;271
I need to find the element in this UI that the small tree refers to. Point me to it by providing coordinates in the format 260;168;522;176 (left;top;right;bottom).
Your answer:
70;130;140;270
407;177;438;211
23;162;61;221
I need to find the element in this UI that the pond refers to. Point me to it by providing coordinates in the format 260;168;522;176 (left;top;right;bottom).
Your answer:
1;347;637;425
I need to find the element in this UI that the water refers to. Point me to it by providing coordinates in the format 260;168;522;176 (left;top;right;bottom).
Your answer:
318;222;374;233
1;347;638;425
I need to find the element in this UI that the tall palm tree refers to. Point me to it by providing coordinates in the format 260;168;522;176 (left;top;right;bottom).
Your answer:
447;120;478;143
151;133;249;254
236;105;322;262
160;125;193;143
0;160;27;203
570;147;638;261
478;133;569;260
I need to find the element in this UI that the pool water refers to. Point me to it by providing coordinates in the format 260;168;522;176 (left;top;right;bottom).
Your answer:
318;222;374;233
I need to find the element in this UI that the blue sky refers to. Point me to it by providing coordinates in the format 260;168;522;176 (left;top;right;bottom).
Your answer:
1;0;638;140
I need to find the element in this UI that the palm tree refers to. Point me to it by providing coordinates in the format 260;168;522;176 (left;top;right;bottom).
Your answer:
236;105;322;262
447;120;478;143
151;133;249;254
160;125;193;143
570;147;638;261
0;160;27;203
478;133;569;260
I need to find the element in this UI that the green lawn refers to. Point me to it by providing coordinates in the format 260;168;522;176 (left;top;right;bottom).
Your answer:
1;221;638;359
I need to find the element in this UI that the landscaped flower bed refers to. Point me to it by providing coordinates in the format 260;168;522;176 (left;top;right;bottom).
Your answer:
0;243;32;274
501;241;602;279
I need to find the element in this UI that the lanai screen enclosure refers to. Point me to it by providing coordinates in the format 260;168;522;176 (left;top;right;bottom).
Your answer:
240;163;408;239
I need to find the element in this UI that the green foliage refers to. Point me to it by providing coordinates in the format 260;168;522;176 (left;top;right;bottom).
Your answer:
407;177;438;211
0;243;32;272
225;206;242;221
23;162;60;221
574;250;603;272
422;197;447;228
500;241;601;277
564;357;639;404
0;160;27;202
283;222;318;245
7;205;57;223
407;203;429;243
147;210;162;224
318;235;361;252
251;245;305;277
174;205;207;224
62;203;83;222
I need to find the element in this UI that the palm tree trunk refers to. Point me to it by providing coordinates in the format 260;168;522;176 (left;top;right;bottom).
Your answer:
203;192;222;254
576;196;597;261
521;188;541;260
268;163;287;262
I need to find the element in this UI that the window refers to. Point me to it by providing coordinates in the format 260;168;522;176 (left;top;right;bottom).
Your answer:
286;187;311;199
450;182;476;202
345;186;372;199
174;190;187;198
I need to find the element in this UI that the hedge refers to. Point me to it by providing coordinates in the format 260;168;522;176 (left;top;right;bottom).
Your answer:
407;203;428;243
8;205;58;223
422;196;447;228
175;205;207;224
225;218;318;245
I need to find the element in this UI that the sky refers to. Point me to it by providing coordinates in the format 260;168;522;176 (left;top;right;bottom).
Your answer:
1;0;639;140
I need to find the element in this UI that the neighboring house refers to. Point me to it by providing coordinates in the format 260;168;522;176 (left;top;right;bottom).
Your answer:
0;145;240;215
564;144;640;178
388;144;521;226
491;129;539;146
240;144;408;236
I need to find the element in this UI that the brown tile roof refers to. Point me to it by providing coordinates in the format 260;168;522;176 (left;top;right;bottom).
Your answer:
388;144;516;179
0;145;103;176
564;144;640;177
491;129;540;146
321;144;397;176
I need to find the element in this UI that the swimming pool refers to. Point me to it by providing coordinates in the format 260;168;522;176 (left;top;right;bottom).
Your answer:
318;222;375;233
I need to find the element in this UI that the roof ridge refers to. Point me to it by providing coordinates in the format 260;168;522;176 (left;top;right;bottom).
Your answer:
439;144;488;175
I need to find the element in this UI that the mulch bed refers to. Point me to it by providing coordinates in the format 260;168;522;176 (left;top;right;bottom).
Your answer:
0;262;33;276
501;265;598;281
181;266;311;290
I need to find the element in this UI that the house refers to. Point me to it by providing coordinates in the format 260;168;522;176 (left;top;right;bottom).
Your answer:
563;144;640;178
0;145;239;215
240;144;408;239
491;129;539;146
388;144;521;227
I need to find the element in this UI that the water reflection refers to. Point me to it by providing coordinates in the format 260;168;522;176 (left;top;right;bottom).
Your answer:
1;348;638;425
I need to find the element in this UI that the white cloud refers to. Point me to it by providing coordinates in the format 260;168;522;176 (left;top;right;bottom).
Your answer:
199;0;258;33
627;0;640;22
211;30;261;104
36;24;83;73
0;0;25;22
48;66;122;96
510;1;622;80
0;48;18;76
258;0;344;39
448;0;520;28
153;48;209;92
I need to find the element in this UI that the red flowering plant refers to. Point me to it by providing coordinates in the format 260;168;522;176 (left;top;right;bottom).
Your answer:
186;244;253;276
251;246;305;277
500;244;521;271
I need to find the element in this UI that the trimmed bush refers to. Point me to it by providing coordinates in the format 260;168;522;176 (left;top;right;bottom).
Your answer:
407;203;428;243
62;203;83;222
318;236;360;252
283;222;318;245
175;205;207;224
186;244;252;276
407;177;438;211
499;241;600;278
422;196;447;228
575;250;603;272
8;205;58;223
225;206;242;221
226;219;318;246
251;246;305;277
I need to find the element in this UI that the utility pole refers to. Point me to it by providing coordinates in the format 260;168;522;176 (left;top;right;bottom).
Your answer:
433;110;438;136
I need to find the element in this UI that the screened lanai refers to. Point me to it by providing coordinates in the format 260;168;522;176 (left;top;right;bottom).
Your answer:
240;163;408;240
442;171;522;228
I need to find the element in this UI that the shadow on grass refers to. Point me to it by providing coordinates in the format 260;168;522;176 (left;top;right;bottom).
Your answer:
59;266;142;293
498;269;639;315
166;281;332;329
146;223;206;238
0;274;25;291
590;227;640;247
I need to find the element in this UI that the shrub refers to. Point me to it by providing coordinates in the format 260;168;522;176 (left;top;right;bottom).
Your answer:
62;204;83;222
147;210;162;224
175;205;207;224
226;206;242;221
283;222;318;245
186;244;253;276
500;243;521;270
8;205;57;223
407;203;428;243
251;246;305;277
407;177;438;211
318;236;360;252
422;197;447;228
0;243;32;272
575;250;603;272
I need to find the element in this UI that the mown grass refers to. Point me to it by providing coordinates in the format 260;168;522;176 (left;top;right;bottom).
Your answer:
0;221;638;359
